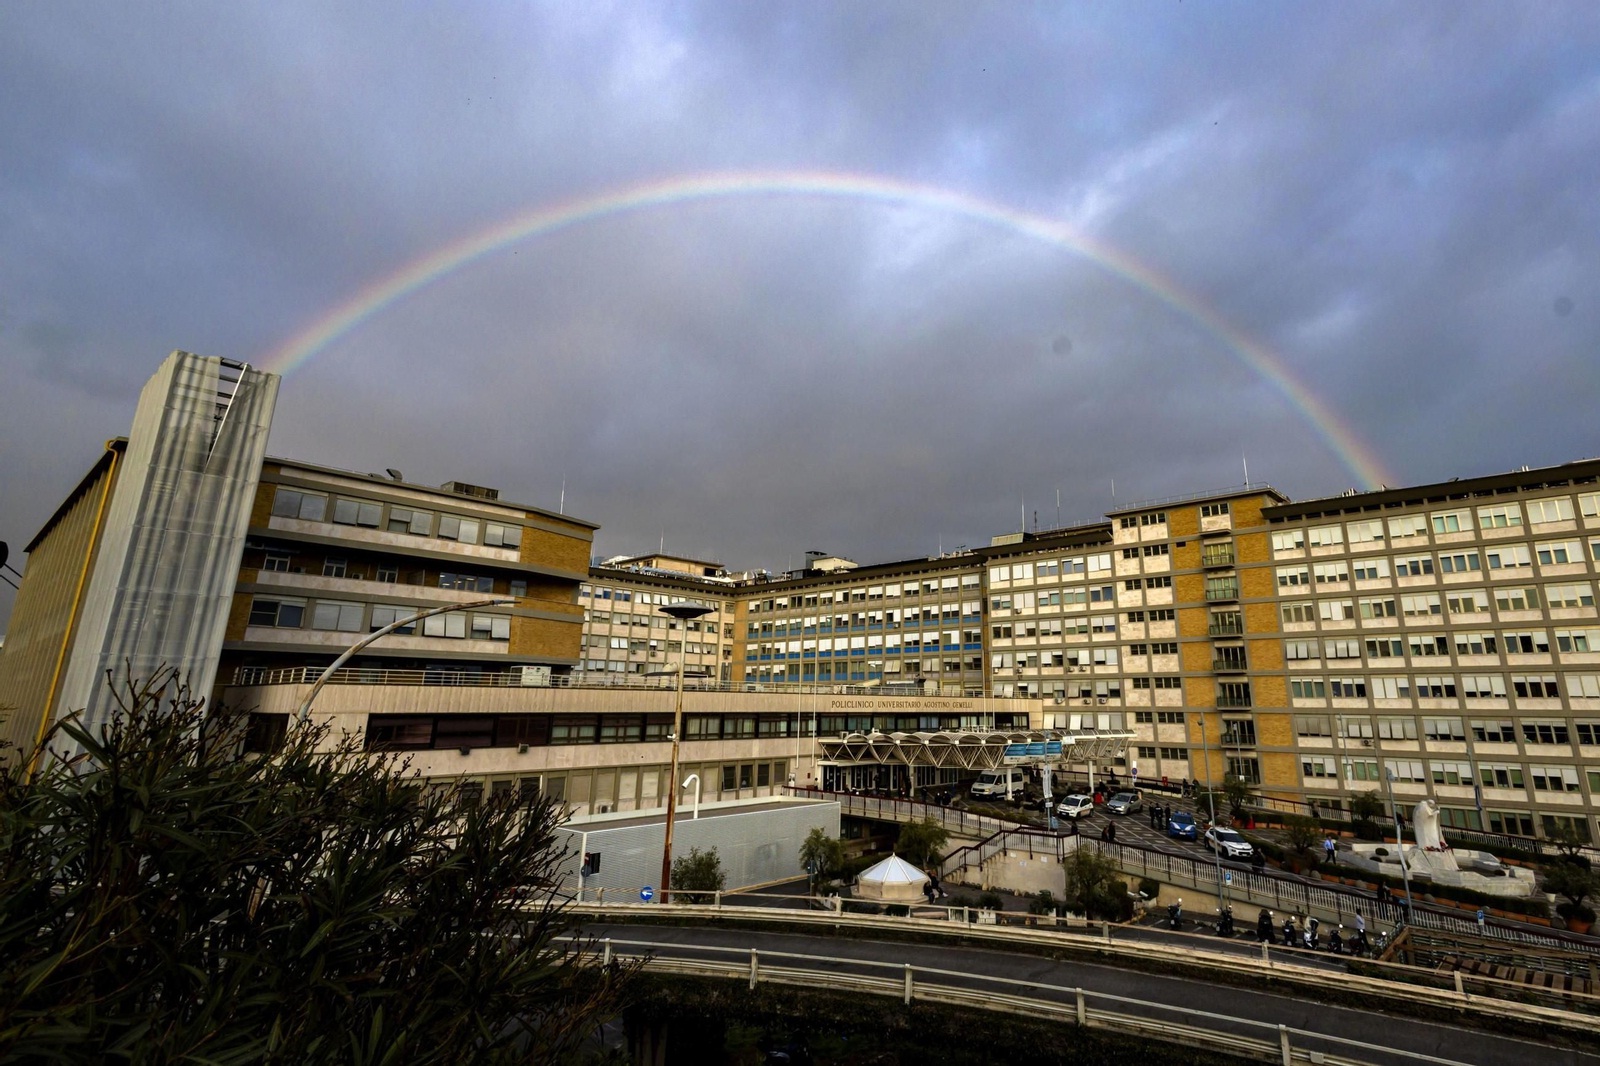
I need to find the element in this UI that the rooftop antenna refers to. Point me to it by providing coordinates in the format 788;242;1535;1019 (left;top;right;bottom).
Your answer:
1242;454;1250;488
660;530;665;554
1056;487;1061;529
559;475;566;514
1111;477;1116;500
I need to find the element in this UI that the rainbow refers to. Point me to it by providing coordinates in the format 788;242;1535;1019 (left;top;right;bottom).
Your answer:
260;169;1392;489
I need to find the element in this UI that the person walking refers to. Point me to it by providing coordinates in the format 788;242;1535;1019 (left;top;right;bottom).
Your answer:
1323;834;1337;866
1354;908;1366;937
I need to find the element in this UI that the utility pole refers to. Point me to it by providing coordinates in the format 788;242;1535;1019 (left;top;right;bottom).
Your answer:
1384;766;1417;925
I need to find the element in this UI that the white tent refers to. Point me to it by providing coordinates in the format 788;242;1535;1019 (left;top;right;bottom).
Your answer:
853;854;931;902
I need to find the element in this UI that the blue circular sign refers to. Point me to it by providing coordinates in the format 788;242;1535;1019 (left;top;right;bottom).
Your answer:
640;885;655;902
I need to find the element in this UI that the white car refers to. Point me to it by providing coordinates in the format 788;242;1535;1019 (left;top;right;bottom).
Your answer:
1204;826;1255;860
1054;794;1095;819
1104;791;1142;815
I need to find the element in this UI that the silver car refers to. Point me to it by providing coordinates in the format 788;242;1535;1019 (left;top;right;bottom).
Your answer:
1204;826;1255;859
1104;791;1142;815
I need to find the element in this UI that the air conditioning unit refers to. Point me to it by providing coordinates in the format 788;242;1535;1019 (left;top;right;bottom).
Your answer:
1361;739;1373;747
1098;697;1108;704
1080;698;1093;705
1053;697;1066;705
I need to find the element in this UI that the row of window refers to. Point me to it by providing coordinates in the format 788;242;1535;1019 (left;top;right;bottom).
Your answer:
1275;549;1596;587
249;596;512;640
1280;585;1592;624
1287;627;1600;660
1287;674;1595;701
1300;754;1590;794
263;553;529;598
750;604;983;635
1270;495;1600;554
272;487;524;548
748;577;982;612
1294;714;1600;746
588;611;730;635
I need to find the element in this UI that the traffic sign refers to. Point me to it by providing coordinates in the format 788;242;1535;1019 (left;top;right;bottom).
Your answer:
640;885;655;902
1224;871;1233;886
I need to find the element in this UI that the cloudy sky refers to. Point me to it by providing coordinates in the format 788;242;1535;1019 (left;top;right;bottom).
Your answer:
2;3;1597;625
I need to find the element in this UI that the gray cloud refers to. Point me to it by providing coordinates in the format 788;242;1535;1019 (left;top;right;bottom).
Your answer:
3;2;1599;625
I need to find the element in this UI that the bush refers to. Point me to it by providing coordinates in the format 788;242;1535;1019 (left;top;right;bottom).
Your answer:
0;671;627;1064
1028;890;1059;916
800;827;846;884
1062;848;1131;922
671;846;726;899
895;819;950;868
978;891;1005;912
1137;877;1160;900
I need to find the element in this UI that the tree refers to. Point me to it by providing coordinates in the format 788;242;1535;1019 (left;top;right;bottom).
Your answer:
671;846;726;900
0;671;628;1064
1283;813;1320;867
1350;790;1384;827
799;827;845;887
1222;773;1255;822
1062;846;1131;921
1543;860;1598;921
1545;821;1591;864
895;818;949;868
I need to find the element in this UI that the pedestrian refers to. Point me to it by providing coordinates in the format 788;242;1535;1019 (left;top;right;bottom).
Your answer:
1354;909;1365;937
1377;882;1391;910
1323;834;1337;865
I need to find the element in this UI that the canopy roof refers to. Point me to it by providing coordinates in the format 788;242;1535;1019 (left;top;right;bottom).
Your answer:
858;854;929;886
819;729;1132;770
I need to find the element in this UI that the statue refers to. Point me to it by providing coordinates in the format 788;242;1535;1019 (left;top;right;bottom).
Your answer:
1411;798;1449;852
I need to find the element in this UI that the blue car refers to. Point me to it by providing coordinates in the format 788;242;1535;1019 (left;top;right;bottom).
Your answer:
1166;810;1198;840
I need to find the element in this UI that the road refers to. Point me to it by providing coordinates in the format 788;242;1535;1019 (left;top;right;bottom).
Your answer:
575;918;1600;1066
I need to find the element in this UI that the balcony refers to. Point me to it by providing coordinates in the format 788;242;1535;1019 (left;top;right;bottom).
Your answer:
1200;547;1236;569
1203;579;1240;603
1216;694;1252;709
1207;617;1245;637
1211;656;1248;673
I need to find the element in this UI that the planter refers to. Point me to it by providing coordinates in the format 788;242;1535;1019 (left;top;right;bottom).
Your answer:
1566;916;1594;935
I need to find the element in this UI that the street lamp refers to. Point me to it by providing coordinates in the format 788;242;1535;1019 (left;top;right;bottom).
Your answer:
1384;766;1417;924
658;600;714;901
1197;711;1228;913
295;597;513;723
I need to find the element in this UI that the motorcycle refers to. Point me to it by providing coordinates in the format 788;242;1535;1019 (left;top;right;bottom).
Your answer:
1216;906;1234;938
1256;909;1274;943
1328;925;1344;955
1348;929;1369;957
1281;917;1297;947
1167;899;1184;930
1303;917;1321;952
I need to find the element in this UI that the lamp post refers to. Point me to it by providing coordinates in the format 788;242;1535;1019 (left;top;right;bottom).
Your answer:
659;600;714;901
295;597;513;723
1197;711;1227;911
1384;766;1417;924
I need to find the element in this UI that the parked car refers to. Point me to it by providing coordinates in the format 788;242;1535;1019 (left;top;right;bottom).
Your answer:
1055;794;1095;820
969;767;1028;800
1204;825;1255;860
1104;790;1142;815
1166;809;1198;840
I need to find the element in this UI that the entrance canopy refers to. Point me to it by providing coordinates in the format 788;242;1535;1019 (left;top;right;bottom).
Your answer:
818;729;1132;772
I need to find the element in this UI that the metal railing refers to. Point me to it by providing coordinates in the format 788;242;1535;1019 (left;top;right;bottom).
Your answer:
593;937;1474;1066
789;787;1021;840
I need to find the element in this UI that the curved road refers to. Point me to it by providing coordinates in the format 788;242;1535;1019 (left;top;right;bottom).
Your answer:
576;919;1600;1066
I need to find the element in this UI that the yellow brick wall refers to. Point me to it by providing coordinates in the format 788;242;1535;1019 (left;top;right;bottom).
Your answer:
248;474;278;528
1244;602;1279;633
1230;496;1270;529
1178;607;1210;639
1180;641;1212;673
1171;538;1200;569
520;526;590;574
1260;751;1300;792
1235;530;1271;564
1174;573;1205;604
1239;566;1276;600
1183;678;1214;708
1247;638;1283;671
1167;506;1199;538
1253;673;1288;708
223;590;255;642
1256;712;1295;748
510;615;583;661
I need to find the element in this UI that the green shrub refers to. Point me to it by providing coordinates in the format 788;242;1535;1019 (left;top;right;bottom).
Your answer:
1028;890;1058;916
1137;877;1160;899
978;891;1004;912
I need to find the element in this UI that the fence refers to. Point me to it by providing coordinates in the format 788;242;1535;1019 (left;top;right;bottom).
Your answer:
789;787;1020;840
583;927;1580;1063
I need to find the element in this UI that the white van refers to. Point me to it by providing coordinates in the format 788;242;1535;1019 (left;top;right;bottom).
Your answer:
969;767;1027;800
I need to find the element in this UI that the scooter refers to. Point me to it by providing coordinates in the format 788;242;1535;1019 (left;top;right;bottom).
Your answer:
1216;906;1234;938
1256;909;1274;943
1303;917;1321;952
1348;929;1369;957
1281;917;1298;947
1328;925;1344;955
1167;899;1183;930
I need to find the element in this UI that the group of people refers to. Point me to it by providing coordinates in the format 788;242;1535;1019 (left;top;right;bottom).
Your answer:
919;872;947;903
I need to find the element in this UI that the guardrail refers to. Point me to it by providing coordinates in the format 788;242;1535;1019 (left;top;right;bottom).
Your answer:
789;787;1021;839
227;665;941;698
568;904;1600;1044
592;936;1469;1066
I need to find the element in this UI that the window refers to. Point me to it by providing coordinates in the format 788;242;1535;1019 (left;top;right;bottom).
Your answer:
440;573;494;593
1226;756;1260;783
1461;675;1506;699
1201;503;1230;517
1400;593;1440;617
1295;715;1331;737
1365;637;1403;658
1471;719;1517;743
1347;519;1385;544
271;487;327;521
1302;755;1338;779
484;522;522;548
1159;747;1187;760
437;515;481;543
1532;766;1580;792
1480;764;1525;789
332;498;383;527
310;600;364;632
1537;540;1583;565
1313;562;1349;584
1156;711;1186;724
1477;503;1521;529
1447;589;1489;615
1411;675;1457;698
1352;558;1389;581
1285;639;1317;661
1423;717;1465;741
1438;551;1480;574
1359;597;1397;619
1527;497;1575;524
1522;721;1570;745
1431;510;1470;534
1324;639;1361;659
369;606;416;634
1486;545;1532;570
470;613;512;641
1291;678;1326;698
1376;716;1417;740
422;613;468;639
388;507;433;534
1454;631;1498;655
1556;628;1600;652
1388;515;1428;539
377;565;398;583
1494;586;1540;612
321;558;347;578
1394;555;1434;577
1279;601;1314;625
1502;630;1550;654
1568;675;1600;699
1546;583;1595;608
1511;675;1559;698
263;552;291;572
1277;566;1310;588
1320;600;1356;622
1272;530;1305;553
1142;544;1169;557
1329;676;1367;698
248;597;305;628
1577;721;1600;745
1408;634;1448;657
